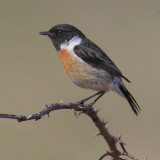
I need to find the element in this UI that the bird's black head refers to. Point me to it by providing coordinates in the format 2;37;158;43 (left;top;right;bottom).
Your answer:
39;24;86;51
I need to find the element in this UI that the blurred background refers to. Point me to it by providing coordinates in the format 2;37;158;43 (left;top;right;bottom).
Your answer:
0;0;159;159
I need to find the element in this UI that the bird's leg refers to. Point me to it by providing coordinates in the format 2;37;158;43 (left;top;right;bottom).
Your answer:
90;91;105;105
78;91;103;104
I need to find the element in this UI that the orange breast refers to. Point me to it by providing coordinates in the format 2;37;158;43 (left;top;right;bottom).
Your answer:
58;49;110;91
58;49;84;75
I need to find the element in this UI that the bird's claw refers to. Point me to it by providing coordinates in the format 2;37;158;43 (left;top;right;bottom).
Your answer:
77;100;85;105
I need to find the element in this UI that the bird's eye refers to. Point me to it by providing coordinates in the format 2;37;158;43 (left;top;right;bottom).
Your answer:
57;30;64;35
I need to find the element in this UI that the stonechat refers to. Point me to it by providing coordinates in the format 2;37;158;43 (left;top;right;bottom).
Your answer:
40;24;140;115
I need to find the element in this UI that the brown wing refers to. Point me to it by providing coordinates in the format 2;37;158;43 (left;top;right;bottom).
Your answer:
74;39;130;82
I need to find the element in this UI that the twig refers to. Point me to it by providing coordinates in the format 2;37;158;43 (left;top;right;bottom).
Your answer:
0;103;84;122
0;102;137;160
99;151;125;160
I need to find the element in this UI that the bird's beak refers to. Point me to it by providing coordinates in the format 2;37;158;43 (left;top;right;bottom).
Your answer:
39;31;52;36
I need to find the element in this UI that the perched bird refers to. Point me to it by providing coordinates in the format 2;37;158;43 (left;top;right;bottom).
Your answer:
40;24;140;115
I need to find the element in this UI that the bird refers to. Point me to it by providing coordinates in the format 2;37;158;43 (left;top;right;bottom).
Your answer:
39;24;140;115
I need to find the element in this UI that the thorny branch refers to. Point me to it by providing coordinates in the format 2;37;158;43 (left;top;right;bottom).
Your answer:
0;102;137;160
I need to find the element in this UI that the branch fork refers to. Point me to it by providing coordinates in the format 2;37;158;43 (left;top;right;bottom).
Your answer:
0;102;138;160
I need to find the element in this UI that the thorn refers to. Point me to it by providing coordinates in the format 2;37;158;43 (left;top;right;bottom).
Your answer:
47;113;50;117
114;134;122;142
103;121;108;126
78;111;84;117
101;118;105;122
106;150;109;154
95;132;102;136
95;108;101;113
117;135;121;141
60;100;63;103
100;118;109;127
45;104;49;108
17;119;21;123
74;110;78;118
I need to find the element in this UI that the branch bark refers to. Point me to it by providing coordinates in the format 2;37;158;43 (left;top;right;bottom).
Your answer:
0;102;136;160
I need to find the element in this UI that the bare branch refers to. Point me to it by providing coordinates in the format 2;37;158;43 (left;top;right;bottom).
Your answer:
0;103;84;122
0;102;138;160
99;151;125;160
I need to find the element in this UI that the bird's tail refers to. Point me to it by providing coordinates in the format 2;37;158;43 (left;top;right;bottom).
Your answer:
117;85;140;115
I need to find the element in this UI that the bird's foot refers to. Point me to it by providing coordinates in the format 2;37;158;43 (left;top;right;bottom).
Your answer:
77;99;97;106
77;97;93;105
89;101;95;106
74;101;94;117
74;108;86;118
77;100;85;105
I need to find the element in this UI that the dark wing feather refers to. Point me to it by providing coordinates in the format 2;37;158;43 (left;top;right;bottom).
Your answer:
74;39;130;82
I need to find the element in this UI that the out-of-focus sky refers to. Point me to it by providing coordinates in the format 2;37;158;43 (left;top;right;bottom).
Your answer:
0;0;159;159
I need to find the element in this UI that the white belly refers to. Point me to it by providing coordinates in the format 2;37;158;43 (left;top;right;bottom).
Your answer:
69;66;112;92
